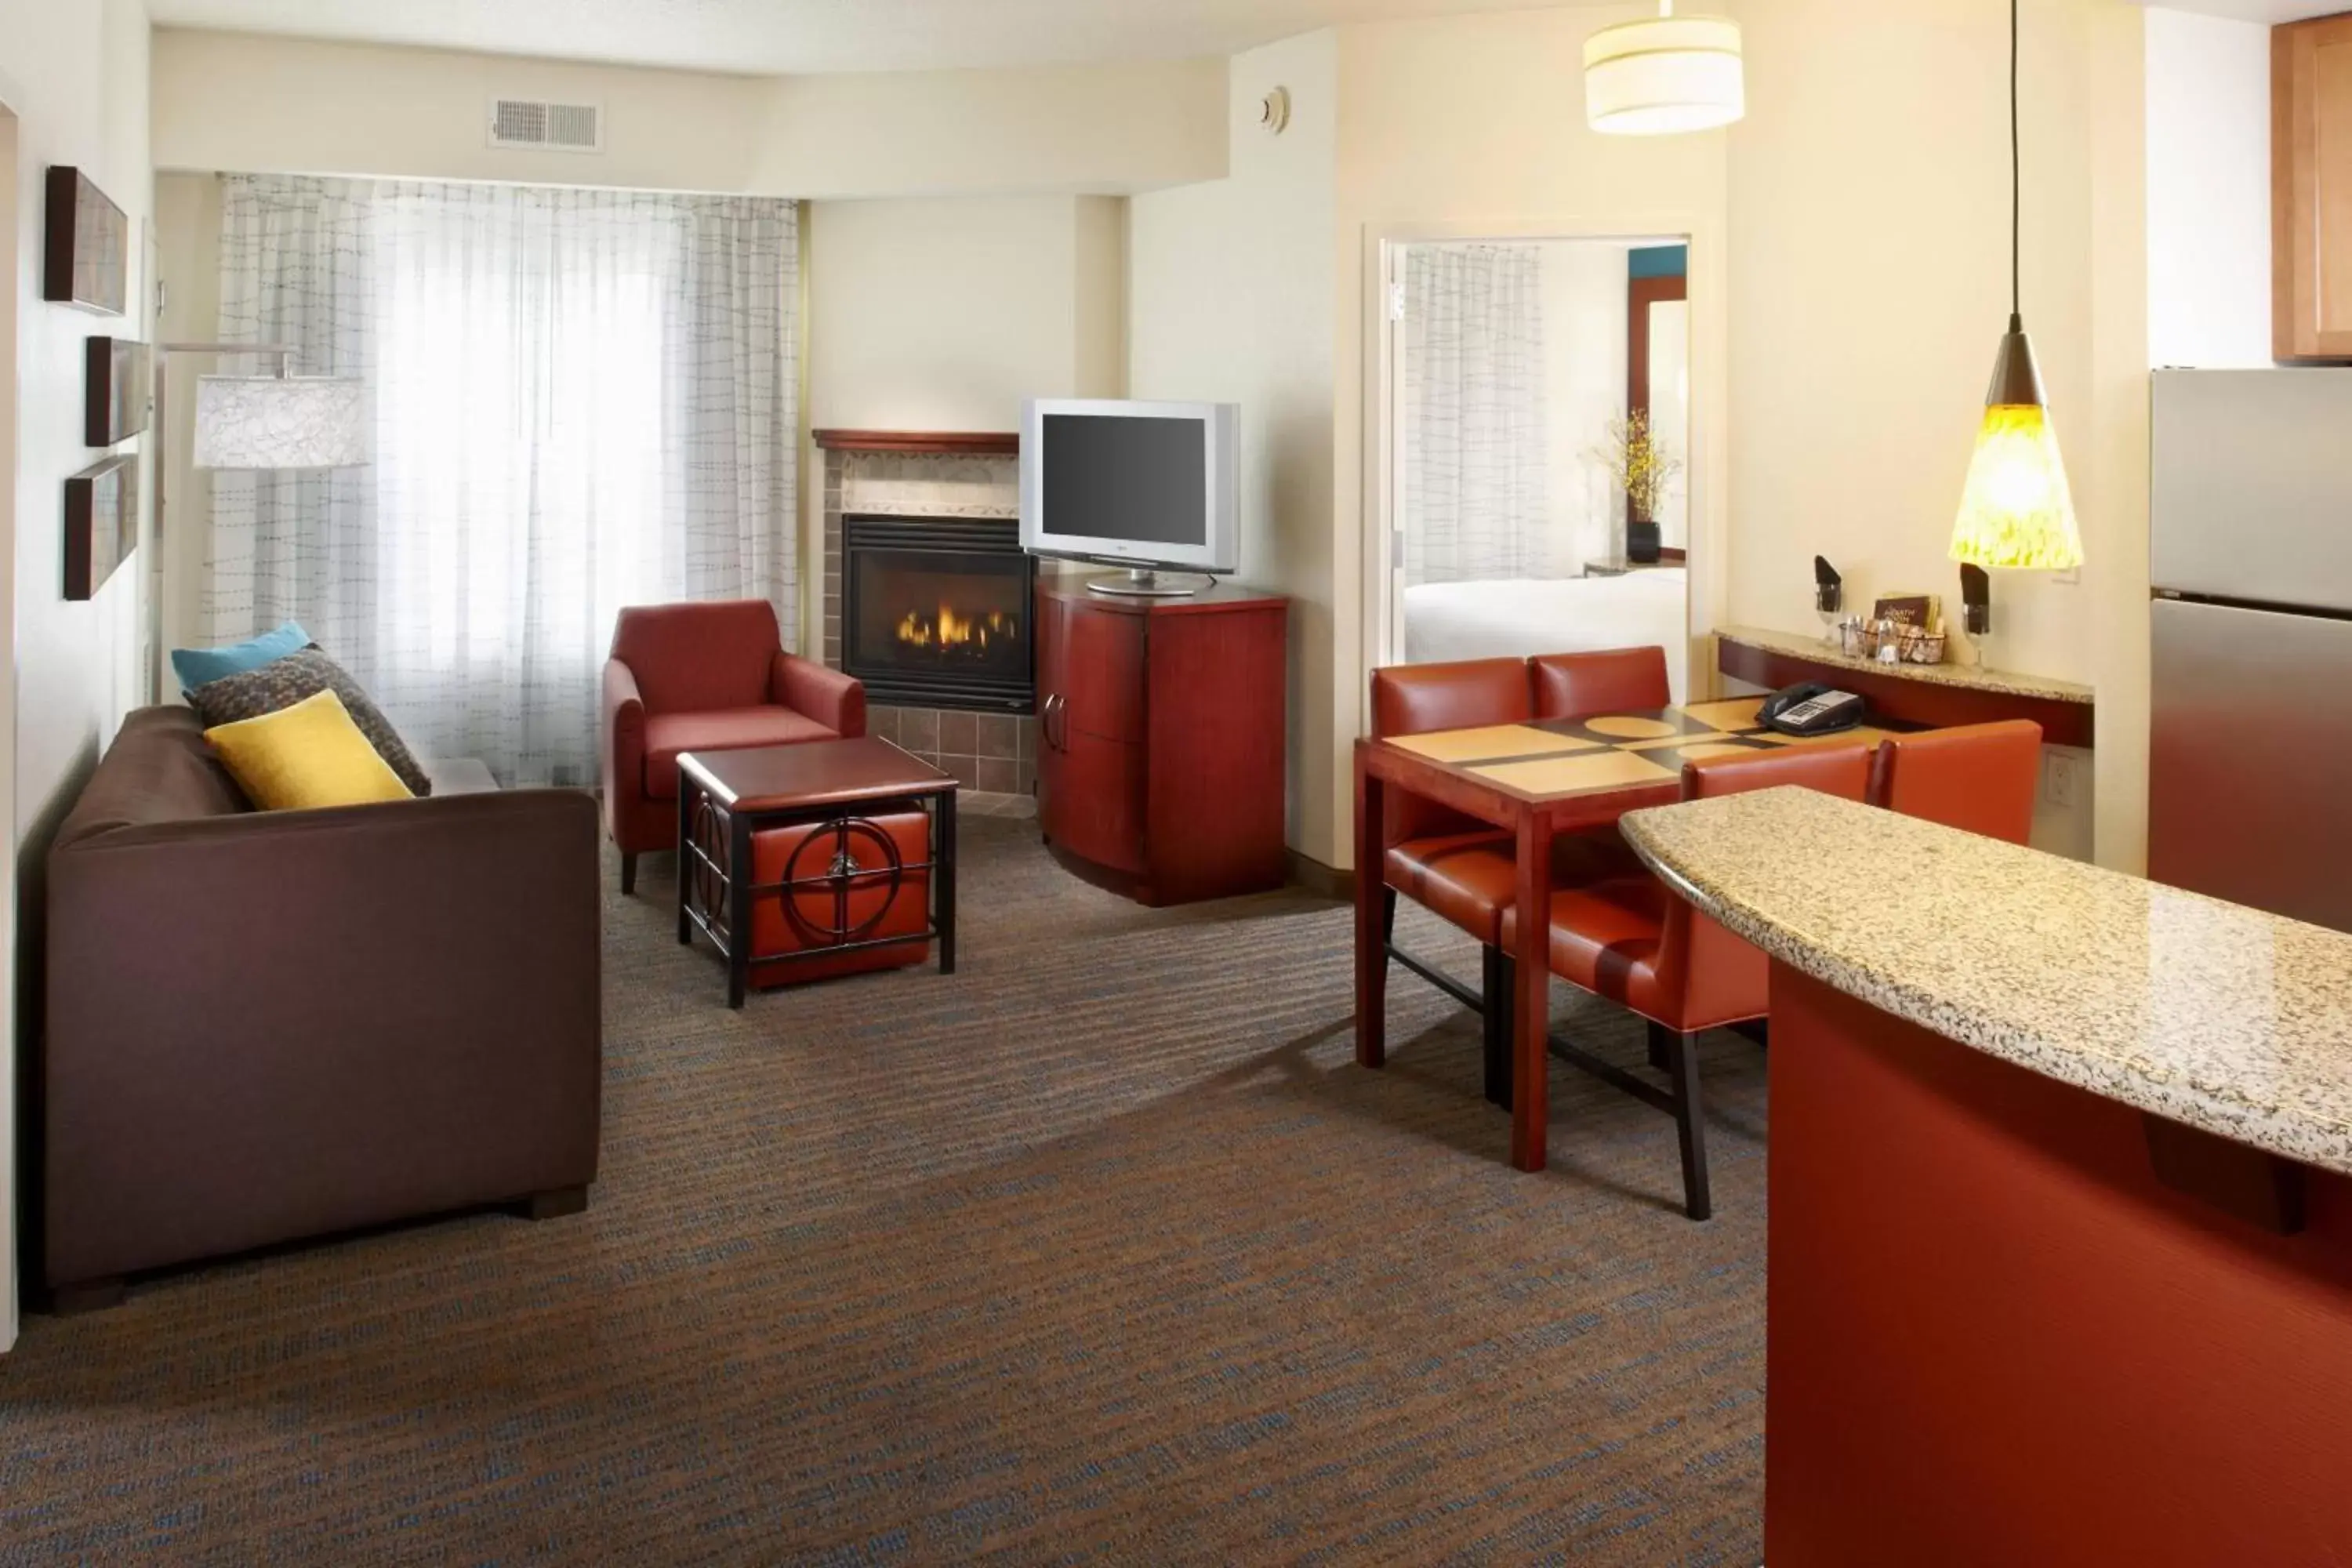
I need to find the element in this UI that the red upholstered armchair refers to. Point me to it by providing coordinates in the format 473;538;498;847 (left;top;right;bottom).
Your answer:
601;600;866;893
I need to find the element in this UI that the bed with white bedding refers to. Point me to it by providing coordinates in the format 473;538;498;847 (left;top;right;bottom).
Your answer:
1403;569;1690;702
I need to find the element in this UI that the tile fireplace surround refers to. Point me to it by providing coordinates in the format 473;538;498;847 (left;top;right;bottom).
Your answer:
818;434;1035;817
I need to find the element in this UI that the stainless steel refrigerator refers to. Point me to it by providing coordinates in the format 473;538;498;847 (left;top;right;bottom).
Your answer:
2151;369;2352;934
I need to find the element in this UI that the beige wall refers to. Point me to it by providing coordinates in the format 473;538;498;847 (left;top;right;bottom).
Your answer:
808;196;1126;432
1328;6;1732;870
1128;31;1339;860
800;192;1131;652
153;170;220;664
2145;5;2270;368
151;30;1226;199
1119;0;2143;874
1727;0;2147;869
1537;242;1634;575
0;0;155;1351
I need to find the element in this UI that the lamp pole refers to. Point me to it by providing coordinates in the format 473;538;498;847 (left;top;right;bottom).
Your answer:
148;342;299;702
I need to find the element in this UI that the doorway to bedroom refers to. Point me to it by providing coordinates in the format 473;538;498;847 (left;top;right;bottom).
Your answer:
1385;236;1693;700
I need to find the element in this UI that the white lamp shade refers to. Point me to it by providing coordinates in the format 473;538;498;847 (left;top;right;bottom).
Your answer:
192;375;371;470
1584;13;1745;136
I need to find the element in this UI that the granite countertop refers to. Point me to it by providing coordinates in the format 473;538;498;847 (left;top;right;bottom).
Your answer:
1717;623;2094;706
1619;788;2352;1176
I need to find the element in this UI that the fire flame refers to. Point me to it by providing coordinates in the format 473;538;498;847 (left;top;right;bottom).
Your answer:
895;604;1018;654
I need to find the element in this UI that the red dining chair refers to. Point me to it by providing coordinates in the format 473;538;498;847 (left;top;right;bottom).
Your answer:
1530;646;1671;720
1370;659;1531;1102
1504;742;1875;1220
1371;650;1669;1104
1871;720;2043;844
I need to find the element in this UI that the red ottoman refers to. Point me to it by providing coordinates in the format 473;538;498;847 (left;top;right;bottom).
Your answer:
746;813;933;989
676;737;958;1007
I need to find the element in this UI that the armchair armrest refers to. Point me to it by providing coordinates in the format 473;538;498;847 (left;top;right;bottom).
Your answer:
603;657;647;802
771;652;866;738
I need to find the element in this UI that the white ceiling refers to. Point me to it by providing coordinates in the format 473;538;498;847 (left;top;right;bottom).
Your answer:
2129;0;2343;21
143;0;1620;76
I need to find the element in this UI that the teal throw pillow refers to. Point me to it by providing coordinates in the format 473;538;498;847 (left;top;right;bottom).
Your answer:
171;622;311;693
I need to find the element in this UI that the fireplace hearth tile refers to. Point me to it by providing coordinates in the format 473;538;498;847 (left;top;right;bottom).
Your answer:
938;711;977;755
867;706;900;743
942;754;983;791
900;709;939;752
975;714;1016;759
977;757;1019;796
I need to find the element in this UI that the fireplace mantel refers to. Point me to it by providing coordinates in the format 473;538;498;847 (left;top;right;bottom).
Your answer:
814;429;1018;457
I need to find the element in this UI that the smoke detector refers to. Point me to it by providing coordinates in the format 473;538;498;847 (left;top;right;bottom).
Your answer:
1258;87;1291;135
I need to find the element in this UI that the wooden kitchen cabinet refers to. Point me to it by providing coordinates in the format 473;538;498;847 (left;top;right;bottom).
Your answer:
2274;13;2352;360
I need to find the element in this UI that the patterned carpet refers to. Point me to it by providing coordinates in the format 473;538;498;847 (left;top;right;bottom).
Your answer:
0;818;1768;1565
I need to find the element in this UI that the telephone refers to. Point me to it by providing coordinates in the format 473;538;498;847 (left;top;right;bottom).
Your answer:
1759;683;1867;737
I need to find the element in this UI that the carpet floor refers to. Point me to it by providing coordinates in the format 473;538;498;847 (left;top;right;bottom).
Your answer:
0;818;1767;1565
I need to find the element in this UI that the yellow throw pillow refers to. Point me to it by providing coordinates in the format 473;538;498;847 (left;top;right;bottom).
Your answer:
203;688;415;811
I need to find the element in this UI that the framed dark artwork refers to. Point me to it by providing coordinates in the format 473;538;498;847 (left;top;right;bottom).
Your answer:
43;167;129;317
64;455;138;601
84;336;151;446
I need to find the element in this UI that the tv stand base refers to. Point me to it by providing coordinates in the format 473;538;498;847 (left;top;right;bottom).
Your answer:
1085;568;1212;598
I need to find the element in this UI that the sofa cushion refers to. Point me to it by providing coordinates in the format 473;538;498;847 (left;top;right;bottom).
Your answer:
170;621;310;693
187;648;434;797
424;757;500;796
203;689;416;812
643;706;837;800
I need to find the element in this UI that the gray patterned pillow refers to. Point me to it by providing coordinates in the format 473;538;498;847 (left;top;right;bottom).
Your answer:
189;648;434;797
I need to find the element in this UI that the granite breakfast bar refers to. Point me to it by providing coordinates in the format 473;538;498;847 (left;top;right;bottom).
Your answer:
1617;788;2352;1568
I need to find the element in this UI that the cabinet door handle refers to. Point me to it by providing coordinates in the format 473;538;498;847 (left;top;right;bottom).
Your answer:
1044;693;1065;751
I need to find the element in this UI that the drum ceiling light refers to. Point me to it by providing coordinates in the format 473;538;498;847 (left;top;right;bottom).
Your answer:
1583;2;1745;136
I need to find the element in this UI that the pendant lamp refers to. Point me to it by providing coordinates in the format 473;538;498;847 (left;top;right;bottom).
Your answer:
1584;1;1745;136
1950;0;2084;572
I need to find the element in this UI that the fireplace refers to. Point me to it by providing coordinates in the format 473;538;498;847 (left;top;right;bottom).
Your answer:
844;514;1035;713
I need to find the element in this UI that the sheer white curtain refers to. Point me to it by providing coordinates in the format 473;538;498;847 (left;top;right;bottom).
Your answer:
207;176;798;785
1400;243;1557;586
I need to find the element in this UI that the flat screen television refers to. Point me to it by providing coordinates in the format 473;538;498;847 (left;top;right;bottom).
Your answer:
1020;399;1238;590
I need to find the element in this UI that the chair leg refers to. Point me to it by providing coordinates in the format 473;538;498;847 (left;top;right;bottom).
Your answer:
1481;946;1514;1109
1380;884;1398;944
1647;1020;1673;1073
620;851;637;896
1663;1030;1711;1221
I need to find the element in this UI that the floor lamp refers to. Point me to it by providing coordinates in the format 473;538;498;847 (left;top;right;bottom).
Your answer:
150;344;369;701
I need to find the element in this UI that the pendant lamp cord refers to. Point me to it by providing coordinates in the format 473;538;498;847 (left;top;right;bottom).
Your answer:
2010;0;2022;328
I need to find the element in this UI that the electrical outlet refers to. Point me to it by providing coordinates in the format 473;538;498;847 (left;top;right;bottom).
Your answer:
2043;751;2077;808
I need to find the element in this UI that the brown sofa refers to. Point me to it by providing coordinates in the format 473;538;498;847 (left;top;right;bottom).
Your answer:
40;706;603;1308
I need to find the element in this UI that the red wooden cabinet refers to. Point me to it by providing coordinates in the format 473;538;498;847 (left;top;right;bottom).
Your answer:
1034;575;1288;906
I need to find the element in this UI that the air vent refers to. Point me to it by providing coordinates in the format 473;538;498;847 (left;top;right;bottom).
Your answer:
488;98;603;154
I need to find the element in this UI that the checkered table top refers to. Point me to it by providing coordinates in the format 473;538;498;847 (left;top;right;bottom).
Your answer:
1381;697;1904;799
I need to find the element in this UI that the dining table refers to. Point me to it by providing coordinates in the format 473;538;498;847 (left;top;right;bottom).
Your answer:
1352;693;1907;1172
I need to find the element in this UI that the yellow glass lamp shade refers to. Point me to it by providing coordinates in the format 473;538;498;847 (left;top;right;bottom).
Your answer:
1584;5;1745;136
1951;403;2085;571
